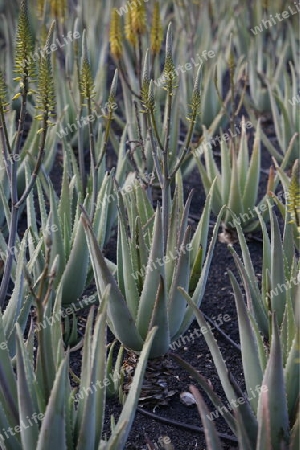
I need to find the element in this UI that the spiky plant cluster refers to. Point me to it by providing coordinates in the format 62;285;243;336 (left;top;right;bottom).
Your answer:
13;0;35;98
125;8;137;46
0;71;9;113
35;22;56;132
110;9;123;59
79;30;95;106
287;159;300;232
131;2;146;35
151;2;163;55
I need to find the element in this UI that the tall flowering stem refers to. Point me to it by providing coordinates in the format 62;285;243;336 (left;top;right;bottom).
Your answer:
0;20;56;308
80;29;97;218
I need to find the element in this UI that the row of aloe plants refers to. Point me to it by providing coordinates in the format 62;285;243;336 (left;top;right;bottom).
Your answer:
0;1;299;449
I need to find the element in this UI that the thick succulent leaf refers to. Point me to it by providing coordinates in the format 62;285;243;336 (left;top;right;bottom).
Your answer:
229;272;263;413
235;409;255;450
36;356;69;450
0;312;19;431
242;121;261;212
3;232;32;357
190;179;215;264
106;327;157;449
175;206;225;338
257;313;289;450
168;227;191;338
290;413;300;450
195;157;222;215
220;140;231;205
256;388;272;450
147;277;169;358
227;148;243;220
228;211;262;306
189;385;223;450
269;205;286;326
81;211;144;351
256;208;271;310
0;402;21;450
118;208;140;318
166;189;181;291
284;328;300;423
48;184;66;283
60;216;89;305
76;294;108;448
15;325;40;450
237;120;249;193
229;244;268;338
136;207;165;339
58;162;72;249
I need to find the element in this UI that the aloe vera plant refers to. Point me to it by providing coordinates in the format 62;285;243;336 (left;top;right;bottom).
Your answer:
81;173;224;358
0;272;156;450
172;270;299;449
228;196;299;339
194;117;276;238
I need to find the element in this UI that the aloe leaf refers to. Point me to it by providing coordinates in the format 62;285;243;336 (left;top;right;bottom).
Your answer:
136;206;164;339
3;232;32;358
118;207;140;318
220;140;231;205
256;388;272;450
242;121;260;212
144;276;168;358
258;313;290;450
0;312;19;430
227;148;243;219
166;189;180;291
175;206;225;338
228;211;261;298
36;356;69;450
81;211;144;351
190;180;214;263
269;204;286;326
194;157;221;215
76;293;108;448
256;207;271;309
189;385;223;450
290;413;300;450
106;327;157;449
58;162;71;248
0;403;21;450
284;328;300;422
48;185;66;283
229;244;268;338
60;217;89;305
15;325;40;450
237;120;249;195
229;272;263;413
168;227;191;338
233;411;254;450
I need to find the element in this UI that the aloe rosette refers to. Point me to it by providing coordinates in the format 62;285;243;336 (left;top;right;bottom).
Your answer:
82;173;224;358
